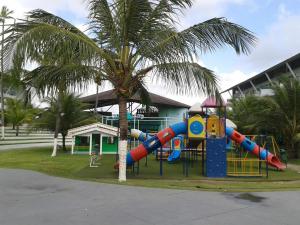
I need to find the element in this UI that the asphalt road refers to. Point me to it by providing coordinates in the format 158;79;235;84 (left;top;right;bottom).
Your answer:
0;169;299;225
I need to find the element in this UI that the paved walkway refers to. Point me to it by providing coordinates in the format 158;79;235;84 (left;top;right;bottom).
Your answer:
0;143;55;151
0;169;299;225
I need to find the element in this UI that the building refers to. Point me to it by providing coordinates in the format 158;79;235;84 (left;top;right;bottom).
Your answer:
221;53;300;99
81;89;190;131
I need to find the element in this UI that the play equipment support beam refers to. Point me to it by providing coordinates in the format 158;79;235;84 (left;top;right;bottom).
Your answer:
160;146;163;176
286;62;297;80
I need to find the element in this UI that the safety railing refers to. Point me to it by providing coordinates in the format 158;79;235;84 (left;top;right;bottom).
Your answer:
227;158;267;177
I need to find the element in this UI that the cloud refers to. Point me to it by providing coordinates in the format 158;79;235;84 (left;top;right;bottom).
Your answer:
219;70;255;91
242;3;300;71
218;70;256;100
179;0;248;29
3;0;88;20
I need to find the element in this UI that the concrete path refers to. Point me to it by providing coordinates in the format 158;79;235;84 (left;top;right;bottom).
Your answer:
0;169;299;225
0;143;71;151
0;143;55;151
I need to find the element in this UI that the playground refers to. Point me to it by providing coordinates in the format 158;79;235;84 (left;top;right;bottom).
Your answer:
63;96;288;182
0;95;295;191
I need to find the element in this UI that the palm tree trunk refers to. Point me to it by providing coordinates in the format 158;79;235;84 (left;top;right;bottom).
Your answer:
118;95;128;182
62;134;66;151
94;84;99;114
1;21;5;140
51;91;63;157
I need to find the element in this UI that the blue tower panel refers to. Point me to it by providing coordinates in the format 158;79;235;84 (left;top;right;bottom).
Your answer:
206;137;227;178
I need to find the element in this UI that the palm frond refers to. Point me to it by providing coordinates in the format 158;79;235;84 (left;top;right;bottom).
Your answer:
138;17;257;66
24;64;102;96
150;62;219;96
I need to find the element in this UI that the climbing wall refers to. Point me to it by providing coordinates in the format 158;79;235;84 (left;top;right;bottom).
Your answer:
206;137;227;177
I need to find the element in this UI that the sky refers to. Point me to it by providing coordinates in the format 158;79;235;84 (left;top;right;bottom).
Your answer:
2;0;300;106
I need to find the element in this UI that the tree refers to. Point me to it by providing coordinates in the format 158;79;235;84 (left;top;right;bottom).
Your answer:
229;79;300;158
34;93;96;151
228;95;266;134
4;98;35;136
260;79;300;158
6;1;256;181
0;6;14;139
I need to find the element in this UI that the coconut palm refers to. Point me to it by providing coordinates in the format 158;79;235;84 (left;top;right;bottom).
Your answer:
5;0;256;180
0;6;14;139
4;98;35;136
229;79;300;158
34;93;96;151
259;79;300;158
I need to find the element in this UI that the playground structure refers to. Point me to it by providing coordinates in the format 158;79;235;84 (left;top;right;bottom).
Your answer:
68;95;285;178
115;97;285;178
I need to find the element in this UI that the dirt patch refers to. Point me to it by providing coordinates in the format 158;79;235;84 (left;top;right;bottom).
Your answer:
287;164;300;173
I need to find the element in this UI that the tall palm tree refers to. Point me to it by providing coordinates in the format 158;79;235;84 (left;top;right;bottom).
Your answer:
0;6;14;140
5;0;256;180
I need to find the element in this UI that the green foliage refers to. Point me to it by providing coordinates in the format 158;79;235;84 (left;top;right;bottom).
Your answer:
5;1;257;98
229;79;300;158
4;0;256;142
4;98;36;135
33;93;97;150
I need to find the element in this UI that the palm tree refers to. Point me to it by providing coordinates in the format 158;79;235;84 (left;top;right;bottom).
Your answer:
229;79;300;158
228;95;265;134
0;6;14;140
6;1;256;181
4;98;35;136
34;93;96;151
259;79;300;158
23;63;94;156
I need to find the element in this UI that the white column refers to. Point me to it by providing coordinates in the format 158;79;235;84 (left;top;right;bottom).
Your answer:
250;81;258;92
286;62;297;79
71;136;75;154
237;86;245;97
100;134;103;155
89;134;92;155
265;72;273;85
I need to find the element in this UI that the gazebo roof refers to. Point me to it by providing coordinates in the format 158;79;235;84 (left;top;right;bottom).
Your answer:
80;89;190;108
201;96;226;108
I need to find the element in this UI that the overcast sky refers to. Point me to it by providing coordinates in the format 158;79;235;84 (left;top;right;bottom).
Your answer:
2;0;300;106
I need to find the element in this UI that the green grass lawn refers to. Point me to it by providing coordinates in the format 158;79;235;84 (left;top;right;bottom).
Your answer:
0;148;300;192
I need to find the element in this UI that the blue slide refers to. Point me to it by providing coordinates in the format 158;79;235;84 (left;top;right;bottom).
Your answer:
167;150;181;162
167;136;184;162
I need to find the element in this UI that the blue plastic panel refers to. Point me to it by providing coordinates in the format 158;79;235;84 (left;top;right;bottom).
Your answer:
206;137;227;177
